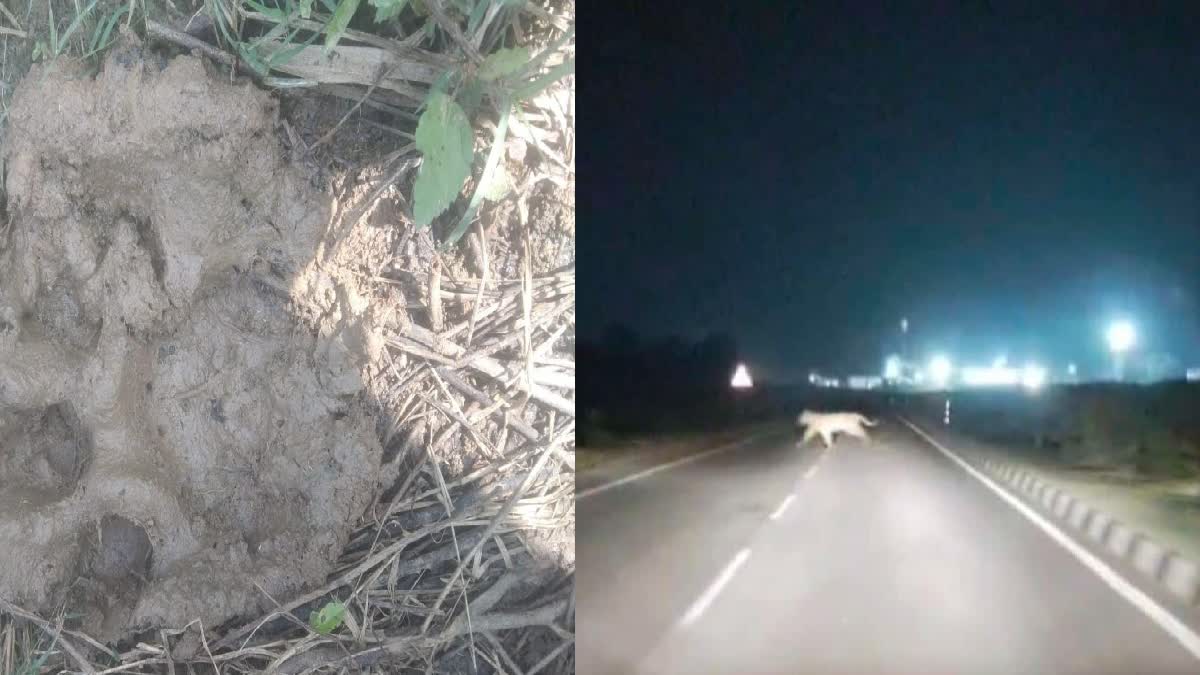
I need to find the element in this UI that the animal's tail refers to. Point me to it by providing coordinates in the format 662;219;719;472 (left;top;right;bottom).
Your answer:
859;416;879;426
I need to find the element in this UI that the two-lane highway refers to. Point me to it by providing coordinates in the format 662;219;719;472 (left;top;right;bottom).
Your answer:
577;418;1200;674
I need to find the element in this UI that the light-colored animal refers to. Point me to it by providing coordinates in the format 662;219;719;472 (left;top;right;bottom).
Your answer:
796;410;878;448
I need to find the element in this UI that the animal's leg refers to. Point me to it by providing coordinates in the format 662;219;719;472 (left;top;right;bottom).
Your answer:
800;427;817;447
820;429;833;448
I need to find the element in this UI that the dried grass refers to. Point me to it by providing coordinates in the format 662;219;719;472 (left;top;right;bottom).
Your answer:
1;0;575;671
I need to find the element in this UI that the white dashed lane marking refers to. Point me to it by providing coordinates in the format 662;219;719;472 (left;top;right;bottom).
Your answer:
678;548;752;627
769;494;795;520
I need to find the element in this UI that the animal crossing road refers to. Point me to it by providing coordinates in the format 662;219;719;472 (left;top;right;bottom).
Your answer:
576;419;1200;674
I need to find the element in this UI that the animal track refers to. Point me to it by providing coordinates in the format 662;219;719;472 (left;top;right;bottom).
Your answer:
0;49;383;640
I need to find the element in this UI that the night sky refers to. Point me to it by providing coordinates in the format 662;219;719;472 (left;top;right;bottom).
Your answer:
582;3;1200;382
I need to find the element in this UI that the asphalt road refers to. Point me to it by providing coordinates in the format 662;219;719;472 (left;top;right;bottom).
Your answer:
576;418;1200;674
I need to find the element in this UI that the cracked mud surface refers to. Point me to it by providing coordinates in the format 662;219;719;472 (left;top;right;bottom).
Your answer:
0;47;384;640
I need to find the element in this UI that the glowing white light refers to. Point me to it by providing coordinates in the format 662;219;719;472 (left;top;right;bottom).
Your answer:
1021;363;1047;390
1107;321;1136;353
1067;363;1078;376
731;364;753;389
961;366;1020;387
884;355;902;380
993;355;1008;368
928;355;953;387
850;375;883;390
808;371;819;385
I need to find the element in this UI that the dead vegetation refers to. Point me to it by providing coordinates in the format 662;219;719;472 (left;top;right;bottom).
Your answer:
0;0;575;672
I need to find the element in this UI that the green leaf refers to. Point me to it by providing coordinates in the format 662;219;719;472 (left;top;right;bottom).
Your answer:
207;0;237;48
423;69;460;112
16;632;58;675
244;0;288;23
237;43;272;77
413;91;475;227
466;0;487;34
59;0;102;53
479;164;510;202
87;6;129;57
48;3;57;54
300;0;314;18
309;601;346;634
457;76;484;117
514;58;573;101
369;0;408;23
478;47;530;82
324;0;361;54
442;99;509;247
268;41;308;68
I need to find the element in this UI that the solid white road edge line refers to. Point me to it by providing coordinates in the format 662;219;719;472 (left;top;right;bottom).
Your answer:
679;548;752;628
577;432;775;501
898;416;1200;662
769;494;796;520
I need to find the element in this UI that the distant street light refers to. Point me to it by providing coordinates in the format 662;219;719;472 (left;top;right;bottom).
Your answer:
1106;320;1136;381
1021;363;1047;391
731;363;754;389
884;355;902;380
1107;321;1136;353
929;354;952;389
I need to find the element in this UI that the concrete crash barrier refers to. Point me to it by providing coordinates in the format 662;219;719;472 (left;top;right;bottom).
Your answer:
1160;554;1200;605
1040;484;1060;511
1130;536;1168;580
1067;500;1092;531
1018;472;1034;492
1105;522;1137;558
1087;511;1114;545
970;453;1200;610
1030;480;1048;502
1053;492;1074;519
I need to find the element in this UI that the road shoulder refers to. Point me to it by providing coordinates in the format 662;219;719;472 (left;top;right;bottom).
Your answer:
577;420;791;496
902;416;1200;640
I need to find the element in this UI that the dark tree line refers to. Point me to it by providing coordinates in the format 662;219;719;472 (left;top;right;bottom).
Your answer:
579;324;743;436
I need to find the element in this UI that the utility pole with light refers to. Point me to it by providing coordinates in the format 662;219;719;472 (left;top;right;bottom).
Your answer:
731;363;753;422
1106;320;1136;382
